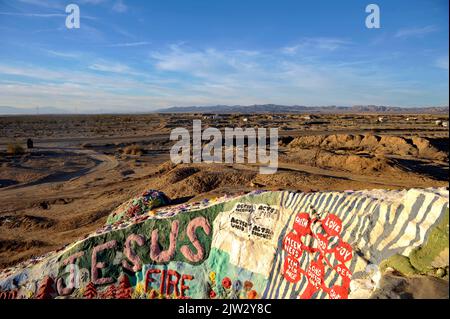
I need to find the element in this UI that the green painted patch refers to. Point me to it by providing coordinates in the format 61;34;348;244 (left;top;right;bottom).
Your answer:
381;208;449;277
380;254;417;276
56;191;282;287
57;202;226;282
409;208;449;273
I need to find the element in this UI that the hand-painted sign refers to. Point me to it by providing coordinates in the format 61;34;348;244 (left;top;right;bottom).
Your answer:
281;211;353;299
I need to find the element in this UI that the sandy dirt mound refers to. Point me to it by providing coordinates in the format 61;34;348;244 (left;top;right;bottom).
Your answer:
317;152;394;173
0;167;48;185
252;169;372;192
374;136;416;156
412;137;448;161
0;215;55;230
285;134;448;178
283;148;397;175
288;134;447;160
0;239;48;254
146;161;402;200
160;165;257;198
165;166;200;184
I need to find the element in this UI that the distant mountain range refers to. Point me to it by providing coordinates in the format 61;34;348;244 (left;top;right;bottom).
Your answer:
0;106;67;115
0;106;149;115
1;104;448;115
155;104;449;114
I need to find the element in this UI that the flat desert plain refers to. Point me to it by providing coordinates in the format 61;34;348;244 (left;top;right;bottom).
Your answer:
0;113;448;269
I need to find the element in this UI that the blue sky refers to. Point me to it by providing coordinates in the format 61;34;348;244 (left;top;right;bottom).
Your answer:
0;0;448;112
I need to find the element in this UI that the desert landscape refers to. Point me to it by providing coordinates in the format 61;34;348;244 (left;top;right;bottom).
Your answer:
0;111;448;270
0;0;448;306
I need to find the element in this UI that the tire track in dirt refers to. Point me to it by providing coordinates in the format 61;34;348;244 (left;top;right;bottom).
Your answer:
0;147;119;197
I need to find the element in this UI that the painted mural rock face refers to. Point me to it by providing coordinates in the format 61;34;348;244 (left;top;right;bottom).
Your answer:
0;188;448;299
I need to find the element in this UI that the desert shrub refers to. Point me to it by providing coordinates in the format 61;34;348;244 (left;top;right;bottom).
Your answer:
7;143;25;155
123;144;144;156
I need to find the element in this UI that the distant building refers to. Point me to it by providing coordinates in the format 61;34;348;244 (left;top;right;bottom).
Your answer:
377;116;385;123
202;114;222;120
26;138;33;149
442;121;448;128
435;120;443;126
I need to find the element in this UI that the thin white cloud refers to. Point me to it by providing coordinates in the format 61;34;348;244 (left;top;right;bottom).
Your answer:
0;63;140;87
44;50;81;59
395;25;438;38
435;55;449;70
112;0;127;13
0;11;97;20
108;41;151;47
88;61;133;73
281;38;351;55
0;11;65;17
